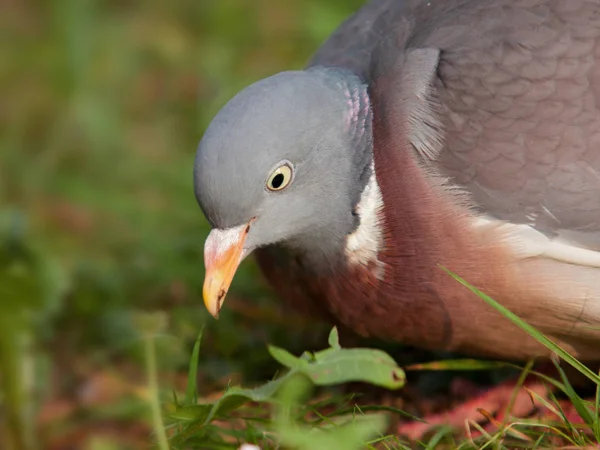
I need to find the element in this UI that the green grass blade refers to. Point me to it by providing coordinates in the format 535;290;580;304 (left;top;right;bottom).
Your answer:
144;335;170;450
406;359;513;371
423;425;455;449
502;359;535;426
551;358;595;427
184;327;204;406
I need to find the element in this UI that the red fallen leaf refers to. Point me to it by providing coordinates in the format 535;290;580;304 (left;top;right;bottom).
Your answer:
397;377;552;440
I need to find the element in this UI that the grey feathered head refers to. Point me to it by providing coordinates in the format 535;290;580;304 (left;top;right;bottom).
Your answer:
194;67;373;316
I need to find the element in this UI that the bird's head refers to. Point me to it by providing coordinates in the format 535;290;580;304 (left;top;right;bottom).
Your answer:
194;68;373;317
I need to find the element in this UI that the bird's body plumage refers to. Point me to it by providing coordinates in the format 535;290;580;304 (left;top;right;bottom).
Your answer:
195;0;600;361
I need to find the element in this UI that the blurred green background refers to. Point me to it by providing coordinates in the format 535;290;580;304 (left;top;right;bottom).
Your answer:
0;1;365;448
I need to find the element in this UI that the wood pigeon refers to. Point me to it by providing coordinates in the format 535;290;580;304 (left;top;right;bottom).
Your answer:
193;0;600;361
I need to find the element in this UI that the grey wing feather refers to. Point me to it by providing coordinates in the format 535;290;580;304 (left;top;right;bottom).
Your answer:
312;0;600;248
307;0;402;79
424;1;600;247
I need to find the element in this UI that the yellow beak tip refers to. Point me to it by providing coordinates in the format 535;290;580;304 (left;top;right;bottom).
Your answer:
203;287;223;319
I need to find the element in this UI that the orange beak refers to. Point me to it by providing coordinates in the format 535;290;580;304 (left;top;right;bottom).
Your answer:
202;223;251;318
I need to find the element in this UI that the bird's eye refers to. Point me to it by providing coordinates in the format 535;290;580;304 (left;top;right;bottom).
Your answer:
266;162;293;191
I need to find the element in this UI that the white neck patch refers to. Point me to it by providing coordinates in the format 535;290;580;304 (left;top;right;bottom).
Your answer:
344;162;385;279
